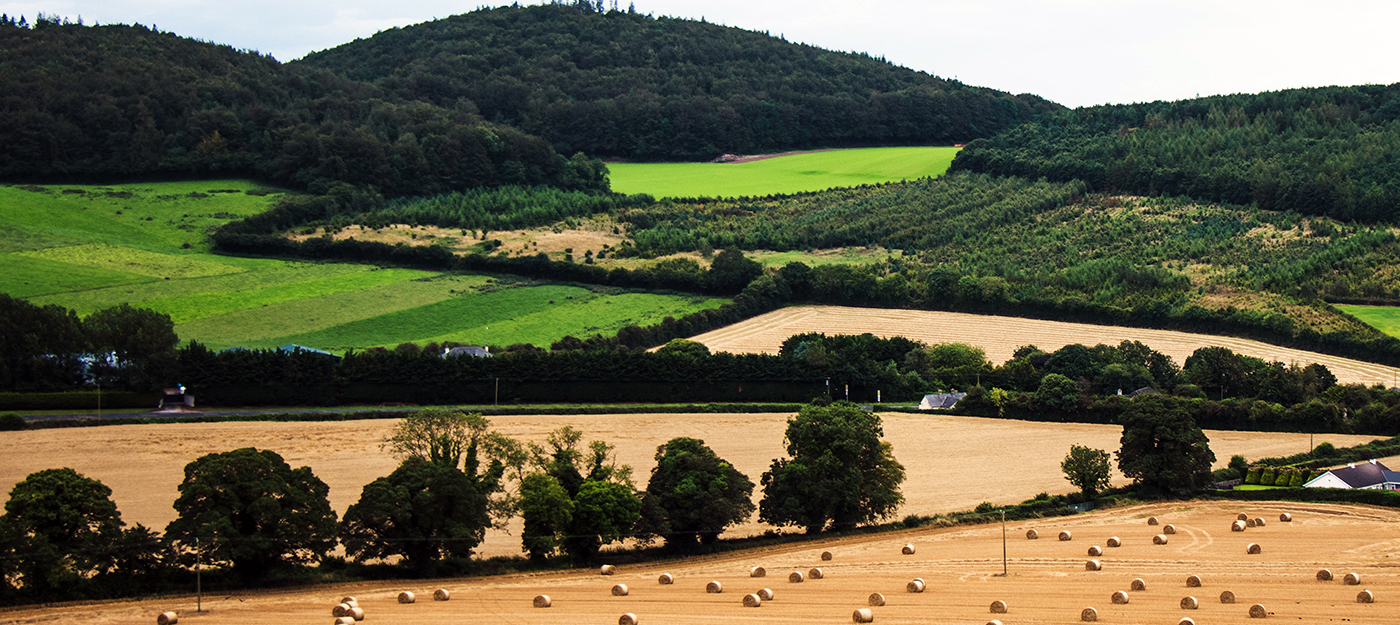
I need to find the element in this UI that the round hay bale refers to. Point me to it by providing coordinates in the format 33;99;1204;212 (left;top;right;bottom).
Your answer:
601;564;616;575
853;607;875;623
744;593;763;608
1246;543;1262;555
808;567;824;580
619;613;638;625
1279;512;1292;522
1238;513;1249;521
1111;591;1129;605
1088;545;1103;556
1186;574;1202;588
1106;536;1121;548
335;618;354;625
1153;534;1169;545
1232;520;1247;532
1357;589;1374;604
1220;590;1236;604
1344;572;1361;585
1148;516;1160;525
1131;578;1147;591
612;583;630;597
907;578;926;593
789;571;805;583
1180;619;1196;625
156;612;178;625
347;607;365;622
750;566;766;578
1249;603;1268;618
1247;518;1257;528
988;621;1004;625
1026;528;1039;539
707;580;723;594
332;604;351;617
1316;569;1333;581
901;544;916;555
398;591;416;604
1059;530;1073;541
1180;596;1199;610
533;595;552;608
434;588;450;602
990;600;1008;613
1255;517;1267;527
340;596;358;606
1164;524;1177;535
821;550;833;561
758;588;773;600
658;573;674;585
1085;559;1102;571
869;592;886;607
1081;606;1099;622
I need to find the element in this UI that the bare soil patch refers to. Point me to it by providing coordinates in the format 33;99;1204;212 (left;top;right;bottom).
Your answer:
690;305;1400;386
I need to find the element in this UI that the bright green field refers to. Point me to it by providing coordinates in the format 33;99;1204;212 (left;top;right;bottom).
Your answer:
608;146;961;198
1;181;728;350
1337;304;1400;339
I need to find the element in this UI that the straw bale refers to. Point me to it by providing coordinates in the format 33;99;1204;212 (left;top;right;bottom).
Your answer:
853;607;875;623
1249;604;1267;618
1316;569;1332;581
1059;530;1073;541
869;592;886;606
901;544;916;555
398;591;415;604
1106;536;1121;548
658;573;674;585
1233;520;1247;532
1131;578;1147;591
809;567;824;579
348;607;365;622
758;588;773;600
990;600;1008;613
340;597;357;606
1246;543;1262;555
612;584;629;596
789;571;805;583
707;580;723;594
1026;529;1039;539
750;566;766;578
1153;534;1169;545
1247;518;1257;528
601;564;616;575
1344;572;1361;585
1255;517;1267;527
1220;590;1236;604
1238;513;1249;521
1357;589;1374;603
1081;606;1098;622
332;604;351;617
1085;559;1102;571
1148;516;1159;525
907;579;926;593
744;593;762;608
1279;512;1292;522
1186;574;1202;588
533;595;552;608
1180;619;1195;625
156;613;177;625
988;621;1003;625
619;613;638;625
821;550;833;561
1088;545;1102;556
1111;591;1129;605
434;589;450;602
1180;596;1199;609
334;619;353;625
1164;524;1177;534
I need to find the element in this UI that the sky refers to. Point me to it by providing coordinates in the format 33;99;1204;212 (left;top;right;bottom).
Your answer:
3;0;1398;108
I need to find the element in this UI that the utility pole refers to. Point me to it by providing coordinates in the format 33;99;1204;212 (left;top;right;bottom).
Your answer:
1000;509;1007;576
196;537;202;612
494;377;499;406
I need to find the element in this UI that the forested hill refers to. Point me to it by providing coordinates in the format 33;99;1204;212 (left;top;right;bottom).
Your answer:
298;2;1061;161
950;84;1400;222
0;17;607;199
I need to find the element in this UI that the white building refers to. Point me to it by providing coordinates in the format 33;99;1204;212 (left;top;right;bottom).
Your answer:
1302;459;1400;490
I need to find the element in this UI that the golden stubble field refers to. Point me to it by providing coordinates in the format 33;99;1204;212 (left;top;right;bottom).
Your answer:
688;306;1400;387
3;500;1396;625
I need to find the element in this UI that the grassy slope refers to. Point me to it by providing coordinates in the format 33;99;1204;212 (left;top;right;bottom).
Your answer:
1;182;729;350
607;146;960;198
1337;305;1400;339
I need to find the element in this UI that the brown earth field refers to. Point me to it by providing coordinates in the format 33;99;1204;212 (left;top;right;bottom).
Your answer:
3;499;1397;625
689;306;1400;387
0;414;1378;564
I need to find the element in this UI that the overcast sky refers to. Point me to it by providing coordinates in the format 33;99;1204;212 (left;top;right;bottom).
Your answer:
4;0;1397;108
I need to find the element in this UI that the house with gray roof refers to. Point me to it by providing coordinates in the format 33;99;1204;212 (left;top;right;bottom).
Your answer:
1303;459;1400;490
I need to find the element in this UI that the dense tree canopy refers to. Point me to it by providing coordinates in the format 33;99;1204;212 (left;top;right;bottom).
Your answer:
1116;395;1216;491
635;437;755;548
340;456;493;566
519;426;639;563
1060;445;1113;498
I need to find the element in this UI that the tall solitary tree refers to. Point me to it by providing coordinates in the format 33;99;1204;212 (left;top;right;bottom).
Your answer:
1116;395;1216;491
1060;445;1113;498
634;437;755;548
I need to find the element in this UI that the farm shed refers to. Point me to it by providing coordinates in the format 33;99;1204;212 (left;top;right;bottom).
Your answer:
444;346;493;358
918;392;966;410
1303;459;1400;490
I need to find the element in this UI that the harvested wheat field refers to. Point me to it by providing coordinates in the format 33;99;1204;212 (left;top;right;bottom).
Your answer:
0;414;1373;561
689;306;1400;386
6;500;1398;625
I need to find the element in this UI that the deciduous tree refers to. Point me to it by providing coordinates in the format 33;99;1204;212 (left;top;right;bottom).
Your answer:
635;437;755;548
1116;395;1216;491
1060;445;1113;498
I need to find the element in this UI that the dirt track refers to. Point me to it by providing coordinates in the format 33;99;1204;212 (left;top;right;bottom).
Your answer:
689;306;1400;386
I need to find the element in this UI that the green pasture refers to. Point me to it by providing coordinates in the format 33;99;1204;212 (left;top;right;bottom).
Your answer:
608;146;961;198
1337;304;1400;339
2;181;729;351
750;248;904;268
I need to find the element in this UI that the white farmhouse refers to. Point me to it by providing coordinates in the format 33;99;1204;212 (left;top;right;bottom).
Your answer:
1302;459;1400;490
